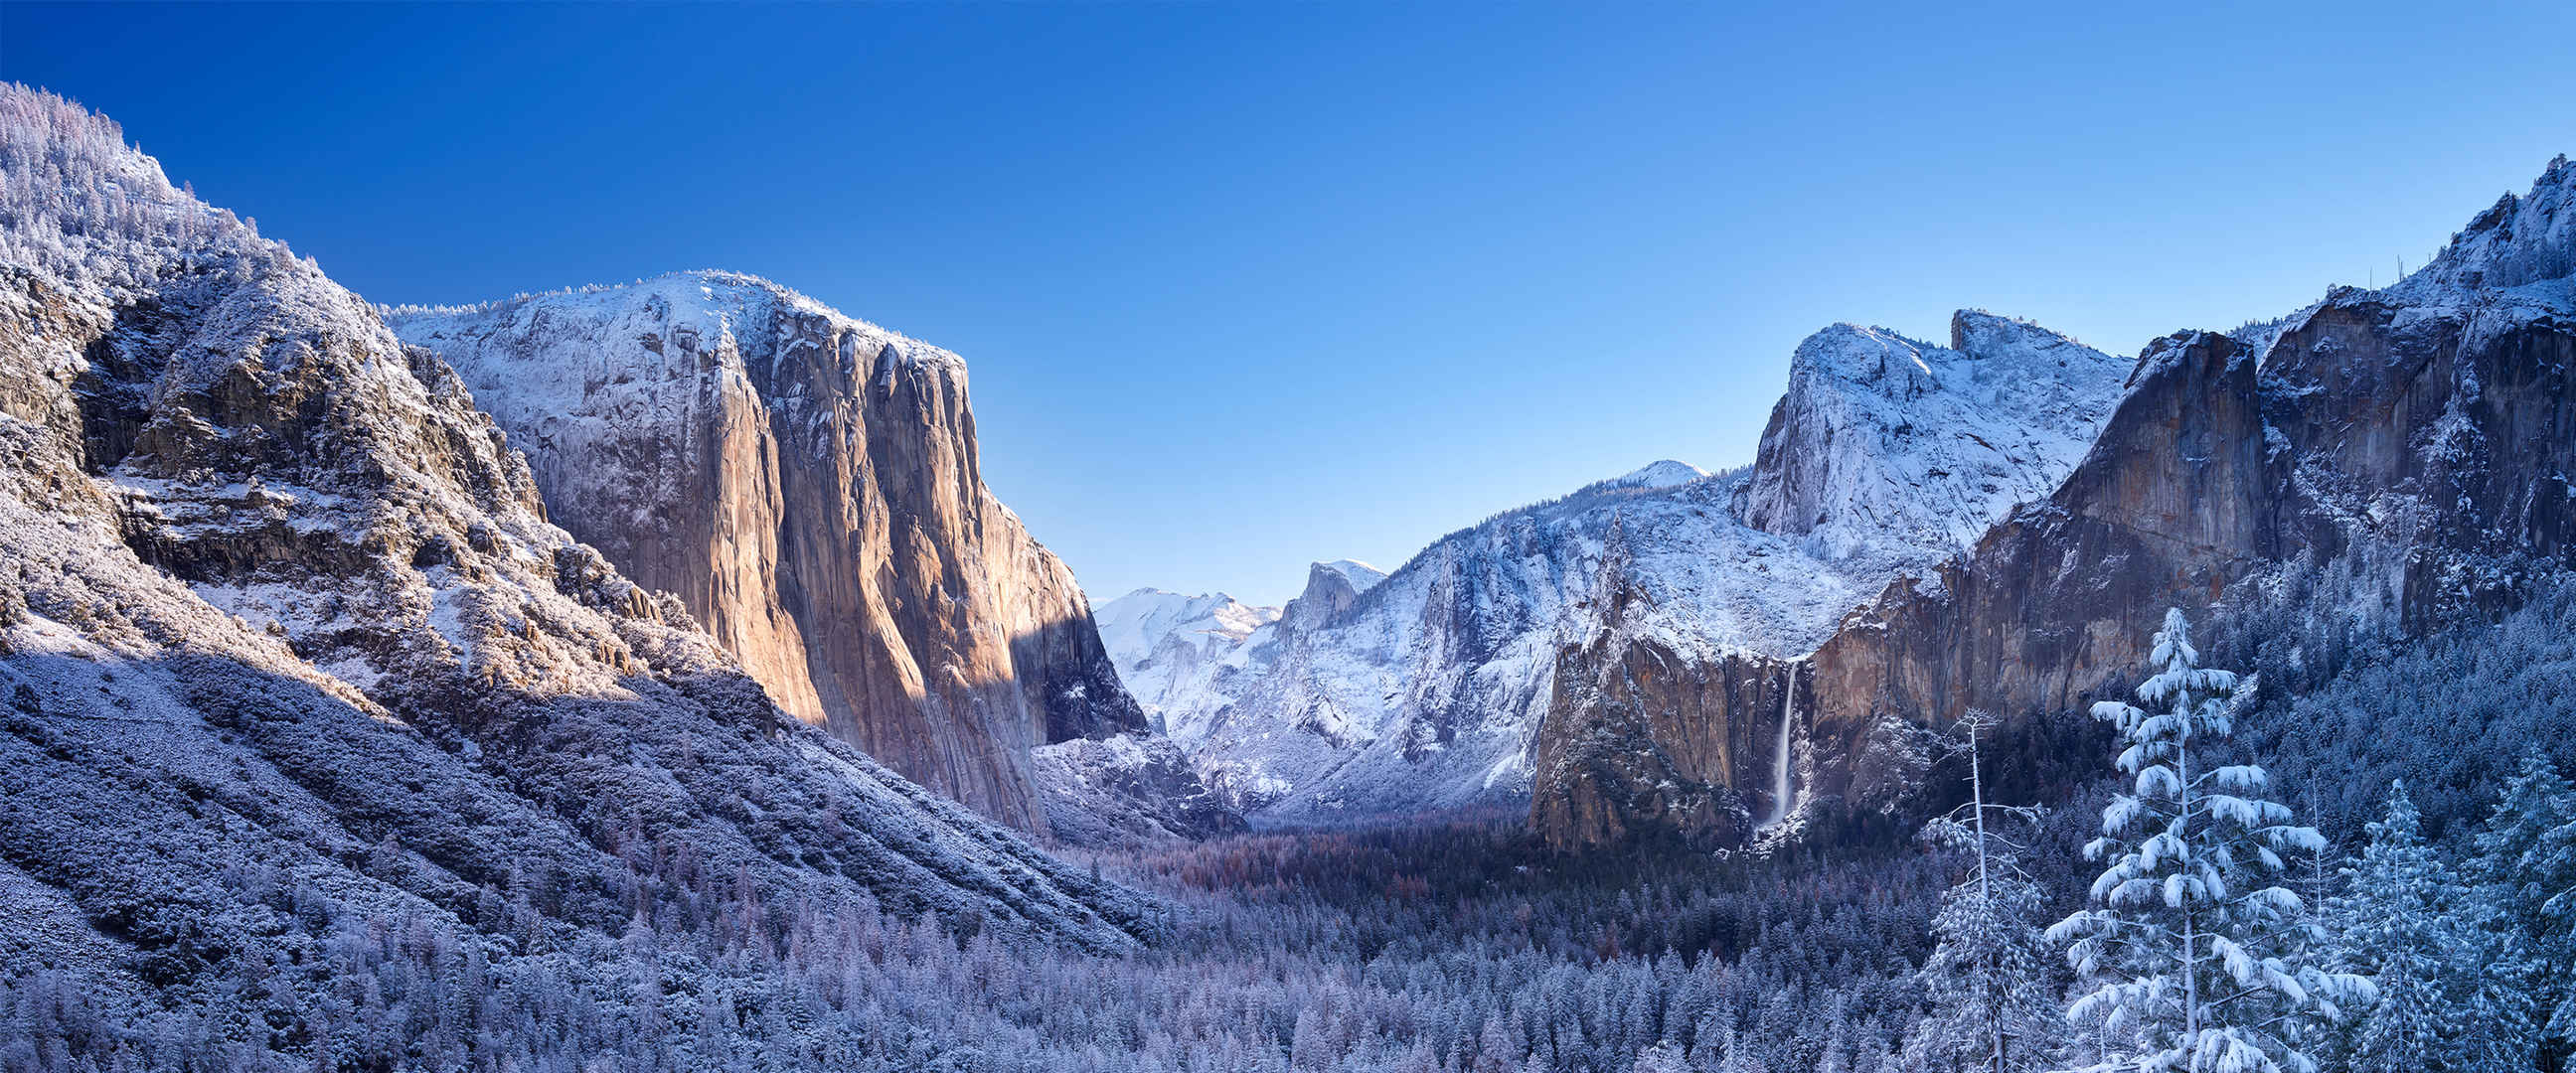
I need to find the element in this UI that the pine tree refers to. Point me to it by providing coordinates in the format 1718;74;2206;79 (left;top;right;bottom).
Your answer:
2325;780;2525;1072
2474;750;2576;1070
2046;608;2371;1073
1715;1029;1757;1073
1904;711;2059;1073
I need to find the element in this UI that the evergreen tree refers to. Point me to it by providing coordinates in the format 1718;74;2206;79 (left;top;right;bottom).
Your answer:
2325;781;2525;1072
2047;608;2371;1073
1904;711;2059;1073
2474;750;2576;1070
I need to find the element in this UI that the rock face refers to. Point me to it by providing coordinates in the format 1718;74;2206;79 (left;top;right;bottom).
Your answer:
1534;156;2576;845
0;82;1158;1023
387;275;1156;838
1527;316;2135;843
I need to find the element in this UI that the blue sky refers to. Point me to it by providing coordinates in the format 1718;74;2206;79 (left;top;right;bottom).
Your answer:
5;3;2571;605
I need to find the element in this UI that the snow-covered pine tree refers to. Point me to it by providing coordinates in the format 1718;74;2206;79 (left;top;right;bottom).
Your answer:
1714;1029;1757;1073
1904;711;2059;1073
2046;608;2371;1073
2325;780;2528;1072
2473;750;2576;1070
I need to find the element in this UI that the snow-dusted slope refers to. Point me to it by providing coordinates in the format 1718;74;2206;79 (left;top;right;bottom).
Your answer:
1093;588;1281;733
1095;589;1280;686
2396;154;2576;295
1535;154;2576;847
1735;313;2131;562
0;84;1158;1037
1104;311;2128;823
1602;459;1709;491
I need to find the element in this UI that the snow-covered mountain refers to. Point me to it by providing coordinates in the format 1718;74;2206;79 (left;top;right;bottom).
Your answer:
1537;155;2576;845
1106;156;2576;847
1104;313;2128;824
1093;588;1282;734
1601;459;1709;490
0;82;1162;1037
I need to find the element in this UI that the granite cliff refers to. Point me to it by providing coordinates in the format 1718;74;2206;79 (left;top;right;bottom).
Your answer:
388;275;1223;841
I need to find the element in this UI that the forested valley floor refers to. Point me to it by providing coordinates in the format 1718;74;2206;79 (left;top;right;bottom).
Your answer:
8;593;2575;1073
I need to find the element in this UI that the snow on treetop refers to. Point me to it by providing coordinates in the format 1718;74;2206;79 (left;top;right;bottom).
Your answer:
2;82;291;303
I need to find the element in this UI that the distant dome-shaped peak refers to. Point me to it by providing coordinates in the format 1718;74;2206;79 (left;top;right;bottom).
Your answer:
1948;309;2115;369
1309;559;1388;593
1611;460;1708;489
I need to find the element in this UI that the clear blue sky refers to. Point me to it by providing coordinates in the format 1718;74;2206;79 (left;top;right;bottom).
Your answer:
5;3;2570;605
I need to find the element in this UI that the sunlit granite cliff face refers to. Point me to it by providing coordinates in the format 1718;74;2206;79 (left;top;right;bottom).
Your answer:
389;273;1203;840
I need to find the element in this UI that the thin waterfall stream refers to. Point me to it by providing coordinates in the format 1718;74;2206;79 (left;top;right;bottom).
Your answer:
1763;664;1798;826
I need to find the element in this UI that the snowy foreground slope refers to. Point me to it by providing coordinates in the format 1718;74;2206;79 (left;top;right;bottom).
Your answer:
383;272;1233;844
1106;310;2131;823
0;83;1159;1041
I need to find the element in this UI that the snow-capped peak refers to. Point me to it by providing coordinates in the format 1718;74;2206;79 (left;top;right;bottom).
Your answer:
1093;589;1280;669
1609;460;1709;490
2393;154;2576;297
1095;306;2131;822
1311;558;1388;595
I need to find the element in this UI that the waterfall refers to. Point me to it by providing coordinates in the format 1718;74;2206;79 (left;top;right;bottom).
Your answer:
1763;664;1798;827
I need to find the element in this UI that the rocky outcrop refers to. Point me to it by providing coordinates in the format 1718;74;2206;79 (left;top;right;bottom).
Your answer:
388;277;1159;838
1534;156;2576;845
1530;555;1795;846
0;81;1160;1027
1737;314;2131;561
1280;559;1385;631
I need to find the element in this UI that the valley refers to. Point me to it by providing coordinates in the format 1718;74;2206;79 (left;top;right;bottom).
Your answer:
3;77;2573;1073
